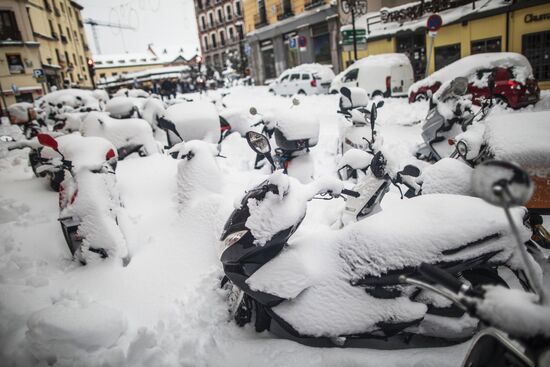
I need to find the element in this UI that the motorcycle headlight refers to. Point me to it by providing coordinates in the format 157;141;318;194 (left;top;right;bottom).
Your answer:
457;140;469;158
224;230;248;248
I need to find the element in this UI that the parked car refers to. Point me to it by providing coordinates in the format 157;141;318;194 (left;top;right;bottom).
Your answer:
330;53;414;98
408;52;540;108
268;64;335;96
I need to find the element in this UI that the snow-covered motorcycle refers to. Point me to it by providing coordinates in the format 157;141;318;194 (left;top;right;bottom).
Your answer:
37;133;131;266
220;133;537;347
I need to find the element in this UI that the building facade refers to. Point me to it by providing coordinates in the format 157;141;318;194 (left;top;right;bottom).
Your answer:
1;0;44;109
0;0;93;112
341;0;550;89
194;0;246;72
243;0;341;84
27;0;92;91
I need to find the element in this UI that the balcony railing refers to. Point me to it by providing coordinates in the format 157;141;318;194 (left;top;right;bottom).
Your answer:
276;3;294;21
0;29;22;41
254;12;268;29
304;0;324;10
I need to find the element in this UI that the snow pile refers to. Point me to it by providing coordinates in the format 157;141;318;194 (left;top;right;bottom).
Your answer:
7;103;33;124
410;53;533;94
338;149;373;170
454;123;485;160
26;293;126;363
484;111;550;168
275;108;320;143
105;96;140;118
38;89;101;111
141;97;166;130
169;140;223;205
81;112;160;156
220;107;253;136
113;88;149;98
418;158;474;195
339;87;369;109
476;285;550;338
54;112;87;133
40;133;116;171
164;100;220;144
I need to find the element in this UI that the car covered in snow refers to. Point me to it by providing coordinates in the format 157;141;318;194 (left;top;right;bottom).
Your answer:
330;53;414;98
268;64;335;96
408;52;540;108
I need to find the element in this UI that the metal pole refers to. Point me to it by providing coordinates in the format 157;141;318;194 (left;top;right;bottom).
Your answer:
351;6;357;61
424;33;435;78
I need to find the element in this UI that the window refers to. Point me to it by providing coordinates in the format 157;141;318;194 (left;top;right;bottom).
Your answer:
7;54;24;74
523;31;550;81
235;0;242;16
471;37;501;54
434;43;461;71
0;11;21;41
69;7;73;17
66;27;71;40
55;48;61;63
280;74;290;82
290;74;300;81
220;30;225;46
225;5;232;20
100;73;106;78
112;72;118;77
342;68;358;82
197;0;203;10
73;53;77;65
200;15;206;29
301;74;310;80
312;22;330;64
211;33;217;48
217;8;223;22
203;35;209;49
209;12;214;25
228;27;234;40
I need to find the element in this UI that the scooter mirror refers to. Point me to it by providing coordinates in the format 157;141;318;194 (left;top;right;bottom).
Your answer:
249;107;258;116
376;100;385;108
451;77;469;96
340;87;352;102
245;131;271;155
471;160;533;207
0;135;15;142
400;165;421;178
37;133;59;151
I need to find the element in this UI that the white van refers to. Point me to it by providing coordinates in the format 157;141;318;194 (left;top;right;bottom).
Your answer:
330;54;414;98
268;64;335;96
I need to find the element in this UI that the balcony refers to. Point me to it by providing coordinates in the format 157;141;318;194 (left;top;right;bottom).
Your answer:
254;13;268;29
304;0;324;10
276;4;294;21
0;29;22;42
60;34;68;43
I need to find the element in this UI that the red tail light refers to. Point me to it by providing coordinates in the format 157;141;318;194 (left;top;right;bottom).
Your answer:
310;79;317;87
283;160;290;170
386;76;391;92
448;139;455;145
507;80;521;89
106;148;116;160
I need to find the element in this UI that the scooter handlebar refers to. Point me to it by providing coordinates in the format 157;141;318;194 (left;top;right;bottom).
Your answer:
341;189;360;198
418;263;467;295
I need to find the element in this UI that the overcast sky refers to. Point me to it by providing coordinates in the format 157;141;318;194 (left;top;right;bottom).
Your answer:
78;0;199;57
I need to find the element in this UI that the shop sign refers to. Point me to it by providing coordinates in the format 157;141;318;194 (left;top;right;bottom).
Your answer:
381;0;470;24
341;28;366;46
524;12;550;23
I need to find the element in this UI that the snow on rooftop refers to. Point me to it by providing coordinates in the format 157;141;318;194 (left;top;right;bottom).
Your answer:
93;46;196;69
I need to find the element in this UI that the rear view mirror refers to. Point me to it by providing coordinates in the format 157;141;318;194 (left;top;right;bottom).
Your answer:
451;77;469;96
37;133;59;151
157;116;183;141
471;160;533;207
376;101;385;108
340;87;351;101
246;131;271;155
249;107;258;116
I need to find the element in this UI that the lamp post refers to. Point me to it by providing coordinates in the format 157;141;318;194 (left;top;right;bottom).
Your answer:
235;21;245;77
341;0;368;61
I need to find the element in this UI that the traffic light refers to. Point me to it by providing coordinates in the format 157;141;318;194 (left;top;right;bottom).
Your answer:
87;58;95;76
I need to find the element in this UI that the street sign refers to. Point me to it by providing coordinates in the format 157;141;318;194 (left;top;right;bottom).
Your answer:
289;37;297;49
341;28;366;46
33;69;45;78
427;14;443;32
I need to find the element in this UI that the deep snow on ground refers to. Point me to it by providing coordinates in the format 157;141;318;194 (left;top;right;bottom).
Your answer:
0;87;548;366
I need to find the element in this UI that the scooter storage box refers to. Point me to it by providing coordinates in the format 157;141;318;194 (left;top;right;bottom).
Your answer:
274;110;319;151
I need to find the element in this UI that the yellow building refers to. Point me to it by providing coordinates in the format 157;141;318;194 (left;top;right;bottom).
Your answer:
0;0;93;113
243;0;341;84
27;0;93;90
0;0;44;111
342;0;550;89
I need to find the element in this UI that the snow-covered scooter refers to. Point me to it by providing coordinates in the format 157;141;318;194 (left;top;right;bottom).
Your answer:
37;133;131;266
401;160;550;367
220;133;536;347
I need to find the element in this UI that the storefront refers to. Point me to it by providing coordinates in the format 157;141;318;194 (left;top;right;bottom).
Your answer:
246;4;341;84
342;0;550;89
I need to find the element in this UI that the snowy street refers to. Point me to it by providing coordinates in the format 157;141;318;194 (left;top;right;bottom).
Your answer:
1;86;549;366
